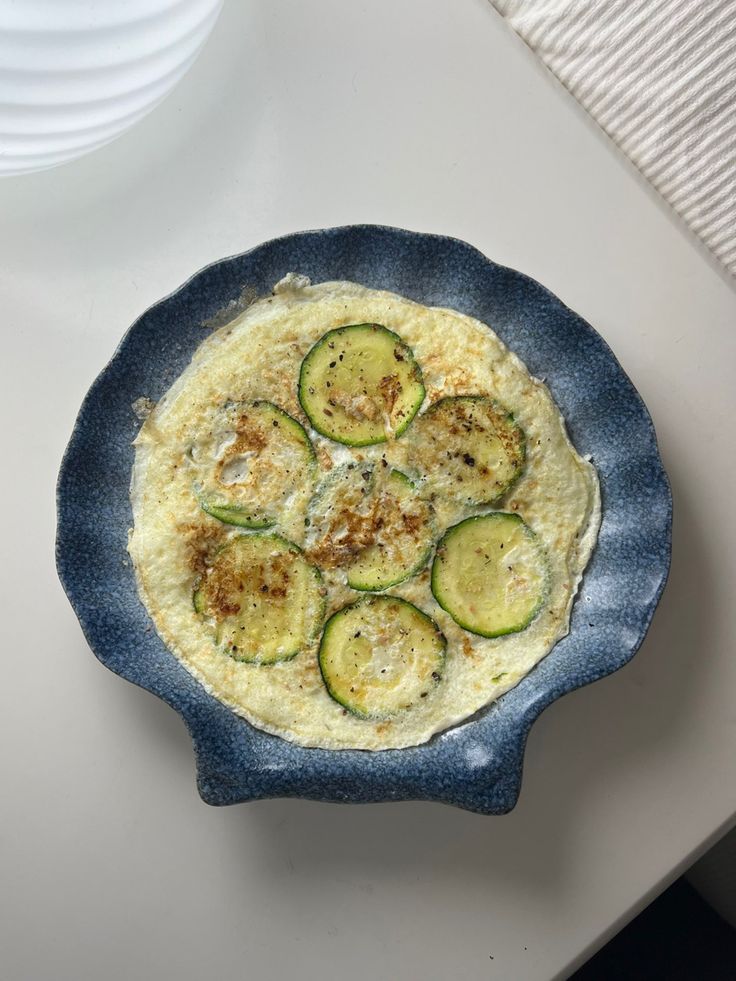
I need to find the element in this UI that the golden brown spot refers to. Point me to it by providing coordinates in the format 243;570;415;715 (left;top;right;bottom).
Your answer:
378;373;402;414
461;637;476;659
307;474;429;572
180;521;226;577
316;445;333;471
306;501;381;568
205;550;293;620
445;368;473;388
209;588;241;617
331;389;380;421
401;510;424;535
215;410;269;484
235;411;268;448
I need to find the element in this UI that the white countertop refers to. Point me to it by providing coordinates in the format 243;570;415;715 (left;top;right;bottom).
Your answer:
2;2;735;979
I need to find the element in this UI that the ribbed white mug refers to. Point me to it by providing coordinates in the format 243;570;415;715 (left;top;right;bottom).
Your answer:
0;0;223;176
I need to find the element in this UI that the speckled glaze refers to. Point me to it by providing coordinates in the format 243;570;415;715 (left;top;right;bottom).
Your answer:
56;226;672;814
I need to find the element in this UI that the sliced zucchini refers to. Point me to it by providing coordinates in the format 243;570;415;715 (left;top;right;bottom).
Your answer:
305;464;434;590
200;501;270;528
431;513;548;638
407;396;525;506
195;401;315;528
318;595;446;718
305;463;377;564
346;470;434;590
298;324;425;446
196;534;324;663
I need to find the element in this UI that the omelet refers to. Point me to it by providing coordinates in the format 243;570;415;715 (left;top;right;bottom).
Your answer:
129;275;600;750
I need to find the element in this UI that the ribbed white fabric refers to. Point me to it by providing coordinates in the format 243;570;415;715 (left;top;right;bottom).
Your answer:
492;0;736;277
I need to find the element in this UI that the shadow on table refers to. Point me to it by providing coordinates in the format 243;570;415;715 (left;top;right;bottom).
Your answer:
230;453;714;894
572;878;736;981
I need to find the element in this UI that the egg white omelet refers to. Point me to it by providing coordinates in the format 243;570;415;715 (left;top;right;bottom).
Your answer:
129;276;600;750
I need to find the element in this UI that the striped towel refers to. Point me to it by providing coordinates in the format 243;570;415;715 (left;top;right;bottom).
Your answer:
491;0;736;277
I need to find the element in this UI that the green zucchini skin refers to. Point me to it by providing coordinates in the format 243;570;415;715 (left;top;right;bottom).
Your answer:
200;501;274;528
198;401;315;528
298;324;425;447
407;395;526;507
195;533;325;664
318;594;446;719
431;512;548;638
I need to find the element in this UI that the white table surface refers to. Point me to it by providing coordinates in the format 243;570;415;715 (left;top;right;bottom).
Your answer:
2;2;735;979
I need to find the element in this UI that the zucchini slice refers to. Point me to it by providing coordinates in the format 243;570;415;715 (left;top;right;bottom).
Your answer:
346;470;434;590
200;501;269;528
298;324;425;446
195;401;315;528
431;513;547;638
407;396;525;505
318;595;446;718
305;464;434;590
196;534;324;663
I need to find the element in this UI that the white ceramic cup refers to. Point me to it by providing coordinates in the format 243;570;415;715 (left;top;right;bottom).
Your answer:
0;0;223;176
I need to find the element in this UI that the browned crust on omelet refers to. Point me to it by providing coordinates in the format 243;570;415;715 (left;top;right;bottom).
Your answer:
180;521;226;577
306;469;430;573
214;408;269;483
205;548;293;619
307;503;379;568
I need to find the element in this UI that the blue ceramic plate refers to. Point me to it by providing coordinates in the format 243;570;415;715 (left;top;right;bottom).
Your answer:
56;226;671;814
